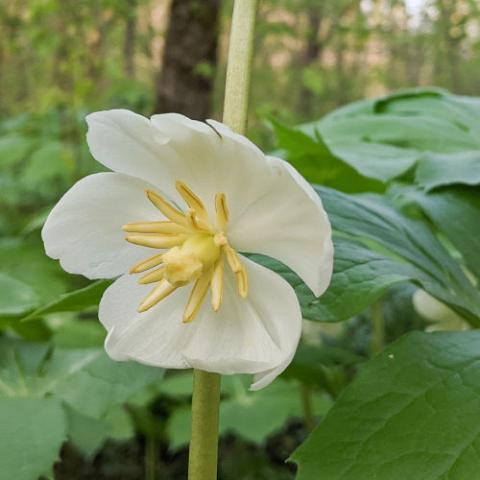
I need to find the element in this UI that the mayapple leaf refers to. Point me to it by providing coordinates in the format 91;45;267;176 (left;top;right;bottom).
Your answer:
0;273;39;317
316;186;480;324
401;187;480;281
301;88;480;185
22;279;112;321
415;151;480;191
0;397;66;480
270;119;383;192
292;331;480;480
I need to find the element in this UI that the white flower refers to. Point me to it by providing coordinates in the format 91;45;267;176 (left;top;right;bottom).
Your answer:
42;110;333;390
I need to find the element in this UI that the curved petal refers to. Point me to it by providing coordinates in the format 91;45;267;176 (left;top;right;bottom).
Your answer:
42;173;162;279
183;256;302;381
98;256;302;388
86;110;275;221
228;156;334;296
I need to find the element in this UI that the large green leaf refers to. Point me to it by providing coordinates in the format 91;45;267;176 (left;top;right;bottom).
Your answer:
0;273;39;316
301;88;480;186
22;280;112;321
253;237;417;323
292;331;480;480
402;187;480;280
0;397;66;480
415;151;480;191
0;337;163;474
0;237;68;304
315;186;480;324
271;120;382;193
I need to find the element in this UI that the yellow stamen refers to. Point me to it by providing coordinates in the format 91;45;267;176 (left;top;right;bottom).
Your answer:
215;192;229;229
139;266;166;284
224;244;249;297
126;233;187;249
224;244;242;272
235;270;249;298
126;181;248;321
211;257;224;311
146;189;188;226
183;270;213;323
129;253;164;274
176;180;209;223
185;209;210;231
138;279;178;312
122;221;187;234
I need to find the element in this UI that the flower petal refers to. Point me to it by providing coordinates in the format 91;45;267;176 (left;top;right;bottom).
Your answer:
99;256;302;388
42;173;162;279
228;156;334;296
150;114;275;221
183;256;302;382
87;110;275;221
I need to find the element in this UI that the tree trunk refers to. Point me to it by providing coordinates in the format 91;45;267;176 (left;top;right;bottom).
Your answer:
123;0;137;79
298;8;322;118
153;0;220;119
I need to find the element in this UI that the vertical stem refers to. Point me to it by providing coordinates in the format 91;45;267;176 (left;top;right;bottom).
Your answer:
188;2;258;479
372;300;385;354
145;435;157;480
300;384;315;432
222;0;259;133
188;370;221;480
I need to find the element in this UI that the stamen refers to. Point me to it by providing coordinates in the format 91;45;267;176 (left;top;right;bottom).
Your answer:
138;279;178;312
146;190;188;226
211;257;224;311
129;253;164;274
183;270;213;323
176;180;209;222
215;192;229;229
185;209;210;231
235;270;249;298
122;221;187;234
139;266;166;284
224;245;249;297
126;233;187;249
224;244;242;272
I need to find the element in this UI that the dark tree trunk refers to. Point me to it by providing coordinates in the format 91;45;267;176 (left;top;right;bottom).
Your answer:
123;0;137;79
298;9;322;117
153;0;220;119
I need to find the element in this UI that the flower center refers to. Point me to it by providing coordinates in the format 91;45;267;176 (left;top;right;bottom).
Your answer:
123;180;248;323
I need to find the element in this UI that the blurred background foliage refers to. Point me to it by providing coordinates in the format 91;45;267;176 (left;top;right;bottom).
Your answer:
1;0;480;479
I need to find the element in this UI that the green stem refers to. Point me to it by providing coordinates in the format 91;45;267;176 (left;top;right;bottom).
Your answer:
222;0;259;134
187;2;258;479
145;435;157;480
188;370;221;480
372;300;385;354
300;384;315;432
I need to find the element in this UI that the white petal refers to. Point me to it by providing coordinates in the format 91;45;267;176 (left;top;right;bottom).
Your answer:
228;156;334;296
42;173;162;279
86;110;178;201
87;110;275;220
149;114;274;221
100;275;192;368
183;256;302;380
98;257;302;388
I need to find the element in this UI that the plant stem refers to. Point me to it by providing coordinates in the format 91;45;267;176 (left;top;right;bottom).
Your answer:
372;300;385;354
222;0;259;134
188;370;221;480
300;384;315;432
145;435;157;480
187;2;258;479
